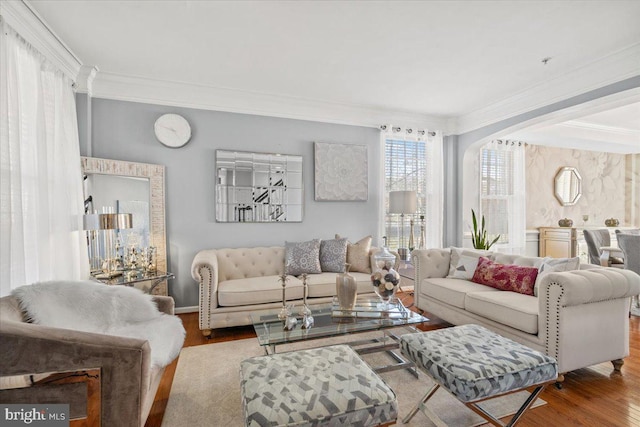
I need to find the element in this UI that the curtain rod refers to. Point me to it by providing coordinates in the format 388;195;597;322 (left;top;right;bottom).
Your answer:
380;125;436;137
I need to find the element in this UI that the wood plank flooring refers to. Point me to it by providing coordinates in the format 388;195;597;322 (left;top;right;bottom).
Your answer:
145;292;640;427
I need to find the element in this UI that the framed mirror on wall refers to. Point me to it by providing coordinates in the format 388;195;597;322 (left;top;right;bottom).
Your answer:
215;150;303;222
81;157;168;294
554;166;582;206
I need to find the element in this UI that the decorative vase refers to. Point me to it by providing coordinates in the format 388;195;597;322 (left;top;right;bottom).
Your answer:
374;246;396;271
371;246;400;309
336;264;357;310
605;218;620;227
558;218;573;227
371;269;400;310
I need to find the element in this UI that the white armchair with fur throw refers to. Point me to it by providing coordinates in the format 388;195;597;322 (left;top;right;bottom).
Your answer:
0;280;185;427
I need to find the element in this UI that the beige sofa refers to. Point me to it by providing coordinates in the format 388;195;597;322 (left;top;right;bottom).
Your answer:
412;248;640;376
192;246;397;337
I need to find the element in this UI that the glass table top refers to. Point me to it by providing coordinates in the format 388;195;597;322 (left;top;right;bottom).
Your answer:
251;296;428;348
92;270;174;286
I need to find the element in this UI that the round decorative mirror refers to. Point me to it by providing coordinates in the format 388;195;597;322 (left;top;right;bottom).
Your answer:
554;166;582;206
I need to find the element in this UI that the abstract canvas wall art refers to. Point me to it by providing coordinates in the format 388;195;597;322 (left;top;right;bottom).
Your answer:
314;142;368;201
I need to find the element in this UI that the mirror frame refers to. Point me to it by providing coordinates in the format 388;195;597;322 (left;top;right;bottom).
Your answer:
554;166;582;206
81;157;167;272
215;149;304;223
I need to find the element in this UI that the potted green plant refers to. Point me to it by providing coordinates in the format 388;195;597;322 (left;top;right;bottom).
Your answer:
471;209;500;250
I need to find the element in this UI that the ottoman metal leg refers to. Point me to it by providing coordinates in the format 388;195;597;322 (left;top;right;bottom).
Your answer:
402;383;440;424
404;382;550;427
466;383;549;427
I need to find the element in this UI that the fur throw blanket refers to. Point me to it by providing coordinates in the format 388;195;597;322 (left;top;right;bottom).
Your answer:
13;280;185;368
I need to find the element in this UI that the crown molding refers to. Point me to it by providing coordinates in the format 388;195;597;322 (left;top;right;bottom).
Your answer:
454;43;640;135
91;71;451;132
560;120;639;137
75;65;99;95
1;0;81;81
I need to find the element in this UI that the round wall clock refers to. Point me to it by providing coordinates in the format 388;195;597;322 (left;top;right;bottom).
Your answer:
154;113;192;148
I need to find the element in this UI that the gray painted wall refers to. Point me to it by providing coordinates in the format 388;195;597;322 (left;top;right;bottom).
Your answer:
86;98;381;308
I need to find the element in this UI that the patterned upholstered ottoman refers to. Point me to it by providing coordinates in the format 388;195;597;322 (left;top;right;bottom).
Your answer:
400;324;557;426
239;344;398;427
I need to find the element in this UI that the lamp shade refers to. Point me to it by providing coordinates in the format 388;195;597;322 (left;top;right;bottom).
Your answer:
83;213;133;230
389;190;417;214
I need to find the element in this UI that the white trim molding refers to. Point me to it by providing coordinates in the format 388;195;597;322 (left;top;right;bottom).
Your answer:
559;120;638;137
91;71;451;132
1;0;81;81
75;65;99;95
455;43;640;134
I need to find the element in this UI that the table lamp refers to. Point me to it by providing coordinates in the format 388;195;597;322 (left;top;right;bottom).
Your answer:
84;212;133;276
389;190;417;261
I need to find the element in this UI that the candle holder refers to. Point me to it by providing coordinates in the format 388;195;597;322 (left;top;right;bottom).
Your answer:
299;274;314;328
283;306;297;331
278;273;290;320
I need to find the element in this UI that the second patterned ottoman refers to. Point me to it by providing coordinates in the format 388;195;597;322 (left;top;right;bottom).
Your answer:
239;344;398;427
400;324;558;425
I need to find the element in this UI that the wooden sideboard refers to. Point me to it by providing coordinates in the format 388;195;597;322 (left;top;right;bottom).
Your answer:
539;226;636;262
539;227;579;258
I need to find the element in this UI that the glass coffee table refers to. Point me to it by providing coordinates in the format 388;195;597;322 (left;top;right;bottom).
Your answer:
251;296;429;376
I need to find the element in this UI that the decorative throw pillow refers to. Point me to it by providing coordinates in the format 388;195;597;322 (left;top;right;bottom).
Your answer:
471;256;539;296
447;248;493;278
534;256;580;296
450;254;483;280
284;239;322;276
319;238;348;273
538;256;580;274
336;234;372;273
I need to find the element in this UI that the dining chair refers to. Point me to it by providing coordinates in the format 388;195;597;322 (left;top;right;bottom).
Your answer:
617;233;640;309
583;229;624;268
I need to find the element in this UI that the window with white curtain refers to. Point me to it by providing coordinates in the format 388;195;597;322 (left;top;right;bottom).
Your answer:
383;130;443;251
385;138;426;249
479;140;526;254
0;21;88;296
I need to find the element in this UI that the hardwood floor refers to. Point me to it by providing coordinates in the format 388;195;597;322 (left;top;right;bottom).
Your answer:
145;292;640;427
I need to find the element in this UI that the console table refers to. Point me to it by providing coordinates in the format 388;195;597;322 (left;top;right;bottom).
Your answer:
92;270;174;295
539;226;636;263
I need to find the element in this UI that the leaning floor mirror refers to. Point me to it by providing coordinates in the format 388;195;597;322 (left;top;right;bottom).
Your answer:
81;157;168;295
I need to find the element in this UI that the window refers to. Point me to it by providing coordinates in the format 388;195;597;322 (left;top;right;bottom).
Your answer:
384;138;426;250
478;140;526;253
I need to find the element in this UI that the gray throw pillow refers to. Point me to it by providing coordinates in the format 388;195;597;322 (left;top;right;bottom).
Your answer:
320;238;348;273
284;239;322;276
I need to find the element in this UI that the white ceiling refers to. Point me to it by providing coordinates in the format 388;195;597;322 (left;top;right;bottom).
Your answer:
25;0;640;151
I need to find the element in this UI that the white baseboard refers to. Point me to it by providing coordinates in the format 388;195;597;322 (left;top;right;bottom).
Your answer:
175;306;198;314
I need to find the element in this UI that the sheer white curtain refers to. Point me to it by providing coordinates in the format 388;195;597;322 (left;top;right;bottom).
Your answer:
0;21;88;296
479;140;526;254
380;127;444;250
425;131;444;248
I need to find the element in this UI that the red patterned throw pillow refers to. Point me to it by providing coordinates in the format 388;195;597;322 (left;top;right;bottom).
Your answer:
471;256;539;296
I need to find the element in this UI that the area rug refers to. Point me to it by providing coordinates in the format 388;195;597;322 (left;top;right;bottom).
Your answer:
161;331;546;426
